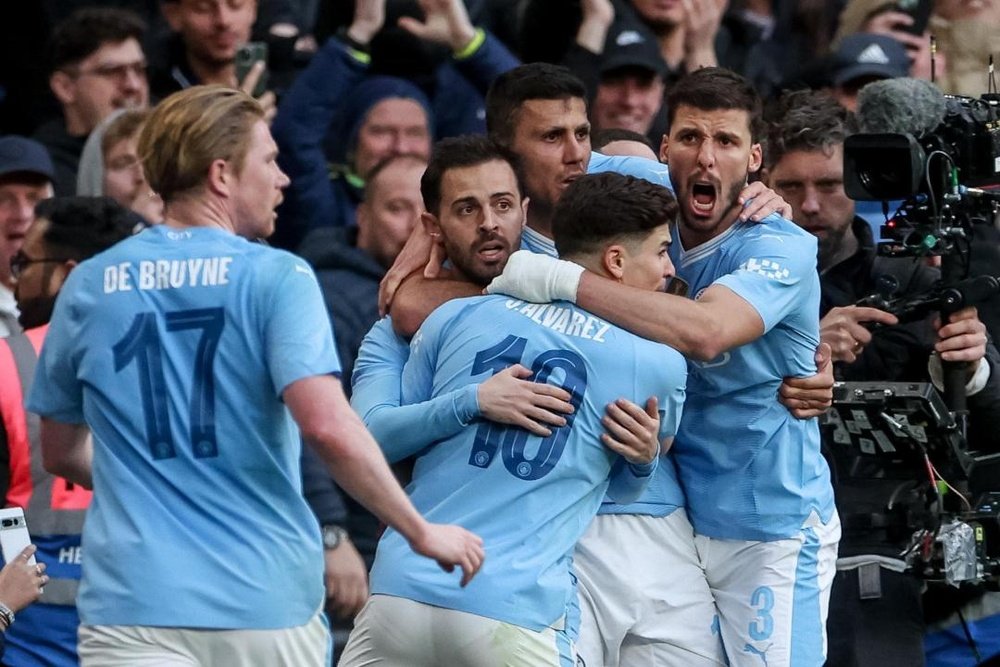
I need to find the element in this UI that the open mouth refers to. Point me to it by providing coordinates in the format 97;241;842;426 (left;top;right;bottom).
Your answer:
478;241;506;262
691;182;717;214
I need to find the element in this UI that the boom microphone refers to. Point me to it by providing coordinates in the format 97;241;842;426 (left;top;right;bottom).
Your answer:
856;78;947;137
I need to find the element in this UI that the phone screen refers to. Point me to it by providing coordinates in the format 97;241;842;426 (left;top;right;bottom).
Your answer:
0;509;35;565
896;0;934;35
235;42;269;98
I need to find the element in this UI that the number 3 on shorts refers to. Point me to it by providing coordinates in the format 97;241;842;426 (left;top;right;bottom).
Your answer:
748;585;774;641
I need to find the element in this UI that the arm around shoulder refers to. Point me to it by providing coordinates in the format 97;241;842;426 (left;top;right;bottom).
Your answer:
576;273;764;360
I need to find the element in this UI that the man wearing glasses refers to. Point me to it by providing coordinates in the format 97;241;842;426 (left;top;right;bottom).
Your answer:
0;135;54;337
34;8;149;196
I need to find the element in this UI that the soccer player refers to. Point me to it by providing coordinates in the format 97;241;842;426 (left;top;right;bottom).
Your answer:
379;62;790;327
27;85;483;666
340;139;686;667
488;67;839;666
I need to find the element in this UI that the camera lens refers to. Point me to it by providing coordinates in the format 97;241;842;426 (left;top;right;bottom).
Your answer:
1;519;11;528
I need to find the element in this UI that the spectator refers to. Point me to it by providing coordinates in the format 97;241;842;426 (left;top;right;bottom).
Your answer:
0;136;55;337
715;0;844;100
150;0;278;126
27;84;482;666
0;545;49;661
835;0;1000;96
624;0;723;78
152;0;257;94
829;33;910;111
588;19;668;137
299;153;428;647
76;110;163;224
561;1;667;141
270;0;515;250
35;8;148;196
2;196;137;667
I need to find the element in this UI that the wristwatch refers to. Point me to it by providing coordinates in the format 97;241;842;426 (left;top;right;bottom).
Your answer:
321;525;349;550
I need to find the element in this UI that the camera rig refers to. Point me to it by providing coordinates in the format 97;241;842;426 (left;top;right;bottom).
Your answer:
826;382;1000;585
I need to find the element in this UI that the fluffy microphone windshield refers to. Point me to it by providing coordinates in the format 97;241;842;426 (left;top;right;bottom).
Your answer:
856;77;947;136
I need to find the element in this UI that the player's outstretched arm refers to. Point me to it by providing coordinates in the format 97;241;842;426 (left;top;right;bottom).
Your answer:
487;252;763;360
287;375;484;586
39;420;93;489
390;273;481;338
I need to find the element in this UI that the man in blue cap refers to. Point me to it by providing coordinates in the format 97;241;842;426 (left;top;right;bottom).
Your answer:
830;33;910;111
0;136;55;336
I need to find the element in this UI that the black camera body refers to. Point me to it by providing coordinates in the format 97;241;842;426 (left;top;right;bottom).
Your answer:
845;94;1000;203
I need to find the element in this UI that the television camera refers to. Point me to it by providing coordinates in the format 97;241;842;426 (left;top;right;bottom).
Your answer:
834;80;1000;586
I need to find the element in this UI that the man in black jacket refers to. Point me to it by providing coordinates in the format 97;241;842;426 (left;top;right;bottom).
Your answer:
36;8;148;196
764;89;1000;667
298;152;426;654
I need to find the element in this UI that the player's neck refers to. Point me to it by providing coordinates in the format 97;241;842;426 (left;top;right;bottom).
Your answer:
677;204;742;249
526;201;555;239
162;197;237;235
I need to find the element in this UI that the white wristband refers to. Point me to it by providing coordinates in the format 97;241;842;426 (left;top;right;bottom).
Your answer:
486;250;585;304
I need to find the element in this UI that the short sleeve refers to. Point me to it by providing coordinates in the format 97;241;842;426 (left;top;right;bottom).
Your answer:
261;255;341;395
713;222;819;333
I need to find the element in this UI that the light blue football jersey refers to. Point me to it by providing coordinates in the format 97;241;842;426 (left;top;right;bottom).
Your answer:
588;151;673;189
519;205;686;519
369;295;685;631
27;225;339;629
668;216;835;541
351;317;479;463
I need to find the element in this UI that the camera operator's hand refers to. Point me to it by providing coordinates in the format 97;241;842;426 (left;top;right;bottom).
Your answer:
934;306;988;376
820;306;899;363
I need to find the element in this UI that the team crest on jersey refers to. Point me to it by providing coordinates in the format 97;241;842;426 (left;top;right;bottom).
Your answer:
692;351;731;369
740;257;789;280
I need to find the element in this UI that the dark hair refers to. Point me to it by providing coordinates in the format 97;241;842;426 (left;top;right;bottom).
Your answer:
420;135;522;215
363;153;428;201
763;90;857;169
666;67;763;142
553;172;677;258
486;63;587;147
49;8;146;72
35;196;137;260
592;128;655;152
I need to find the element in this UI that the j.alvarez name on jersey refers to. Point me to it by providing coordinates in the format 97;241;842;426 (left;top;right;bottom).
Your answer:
504;299;612;343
